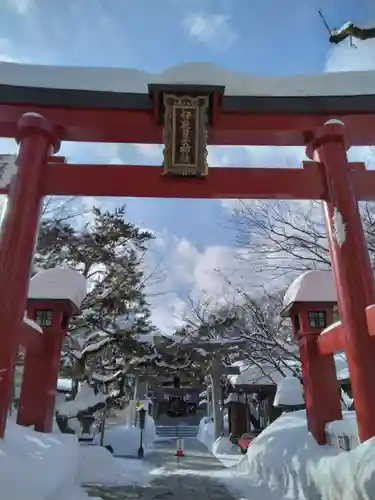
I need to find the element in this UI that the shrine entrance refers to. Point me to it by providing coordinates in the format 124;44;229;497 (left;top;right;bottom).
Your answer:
1;64;375;444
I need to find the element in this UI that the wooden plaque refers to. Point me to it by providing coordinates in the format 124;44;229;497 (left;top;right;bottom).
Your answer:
162;94;209;176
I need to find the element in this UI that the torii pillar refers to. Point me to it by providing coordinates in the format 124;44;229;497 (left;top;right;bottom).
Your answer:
210;358;240;440
307;120;375;442
0;114;59;437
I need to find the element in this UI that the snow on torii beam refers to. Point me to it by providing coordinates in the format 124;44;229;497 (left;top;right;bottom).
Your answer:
1;61;375;146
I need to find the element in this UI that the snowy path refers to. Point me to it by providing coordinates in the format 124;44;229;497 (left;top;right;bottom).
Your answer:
84;439;239;500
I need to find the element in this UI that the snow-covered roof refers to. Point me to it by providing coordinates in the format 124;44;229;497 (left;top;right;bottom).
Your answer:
1;61;375;97
28;268;87;309
283;270;337;312
229;362;297;387
230;353;349;389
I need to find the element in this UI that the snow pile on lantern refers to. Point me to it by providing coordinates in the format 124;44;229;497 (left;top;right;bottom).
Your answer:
273;376;304;408
28;267;87;308
282;269;336;309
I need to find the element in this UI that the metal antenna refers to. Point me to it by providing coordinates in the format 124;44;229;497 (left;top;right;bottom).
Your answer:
318;9;332;35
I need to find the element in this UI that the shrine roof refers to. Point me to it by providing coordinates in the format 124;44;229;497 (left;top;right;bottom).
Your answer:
229;361;297;387
0;61;375;113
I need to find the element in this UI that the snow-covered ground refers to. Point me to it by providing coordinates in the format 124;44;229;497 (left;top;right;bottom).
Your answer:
198;412;375;500
4;395;374;500
79;444;152;486
0;420;89;500
0;406;158;500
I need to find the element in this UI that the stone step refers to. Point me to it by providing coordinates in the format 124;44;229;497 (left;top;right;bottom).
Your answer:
156;425;199;438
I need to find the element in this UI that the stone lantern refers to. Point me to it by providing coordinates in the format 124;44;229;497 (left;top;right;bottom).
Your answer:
281;270;342;444
224;392;248;440
17;268;87;432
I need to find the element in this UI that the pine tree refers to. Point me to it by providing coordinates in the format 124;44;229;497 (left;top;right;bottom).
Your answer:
35;204;156;397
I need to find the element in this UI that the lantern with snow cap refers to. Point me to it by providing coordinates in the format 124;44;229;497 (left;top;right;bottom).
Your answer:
17;268;87;432
281;270;337;339
281;270;342;445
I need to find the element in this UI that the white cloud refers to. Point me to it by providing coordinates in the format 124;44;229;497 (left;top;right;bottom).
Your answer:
145;229;269;333
6;0;34;15
183;13;236;49
0;38;20;63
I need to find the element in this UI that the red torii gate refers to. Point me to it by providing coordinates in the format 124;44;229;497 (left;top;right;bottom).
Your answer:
1;64;375;442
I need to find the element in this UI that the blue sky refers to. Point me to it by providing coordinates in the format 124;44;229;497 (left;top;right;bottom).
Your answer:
0;0;372;72
0;0;374;330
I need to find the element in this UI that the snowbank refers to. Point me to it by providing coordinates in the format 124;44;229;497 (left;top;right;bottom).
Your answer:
0;421;89;500
240;411;333;499
312;436;375;500
0;419;155;500
79;445;152;486
227;410;375;500
212;436;242;467
197;416;231;451
93;414;156;456
212;436;237;455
